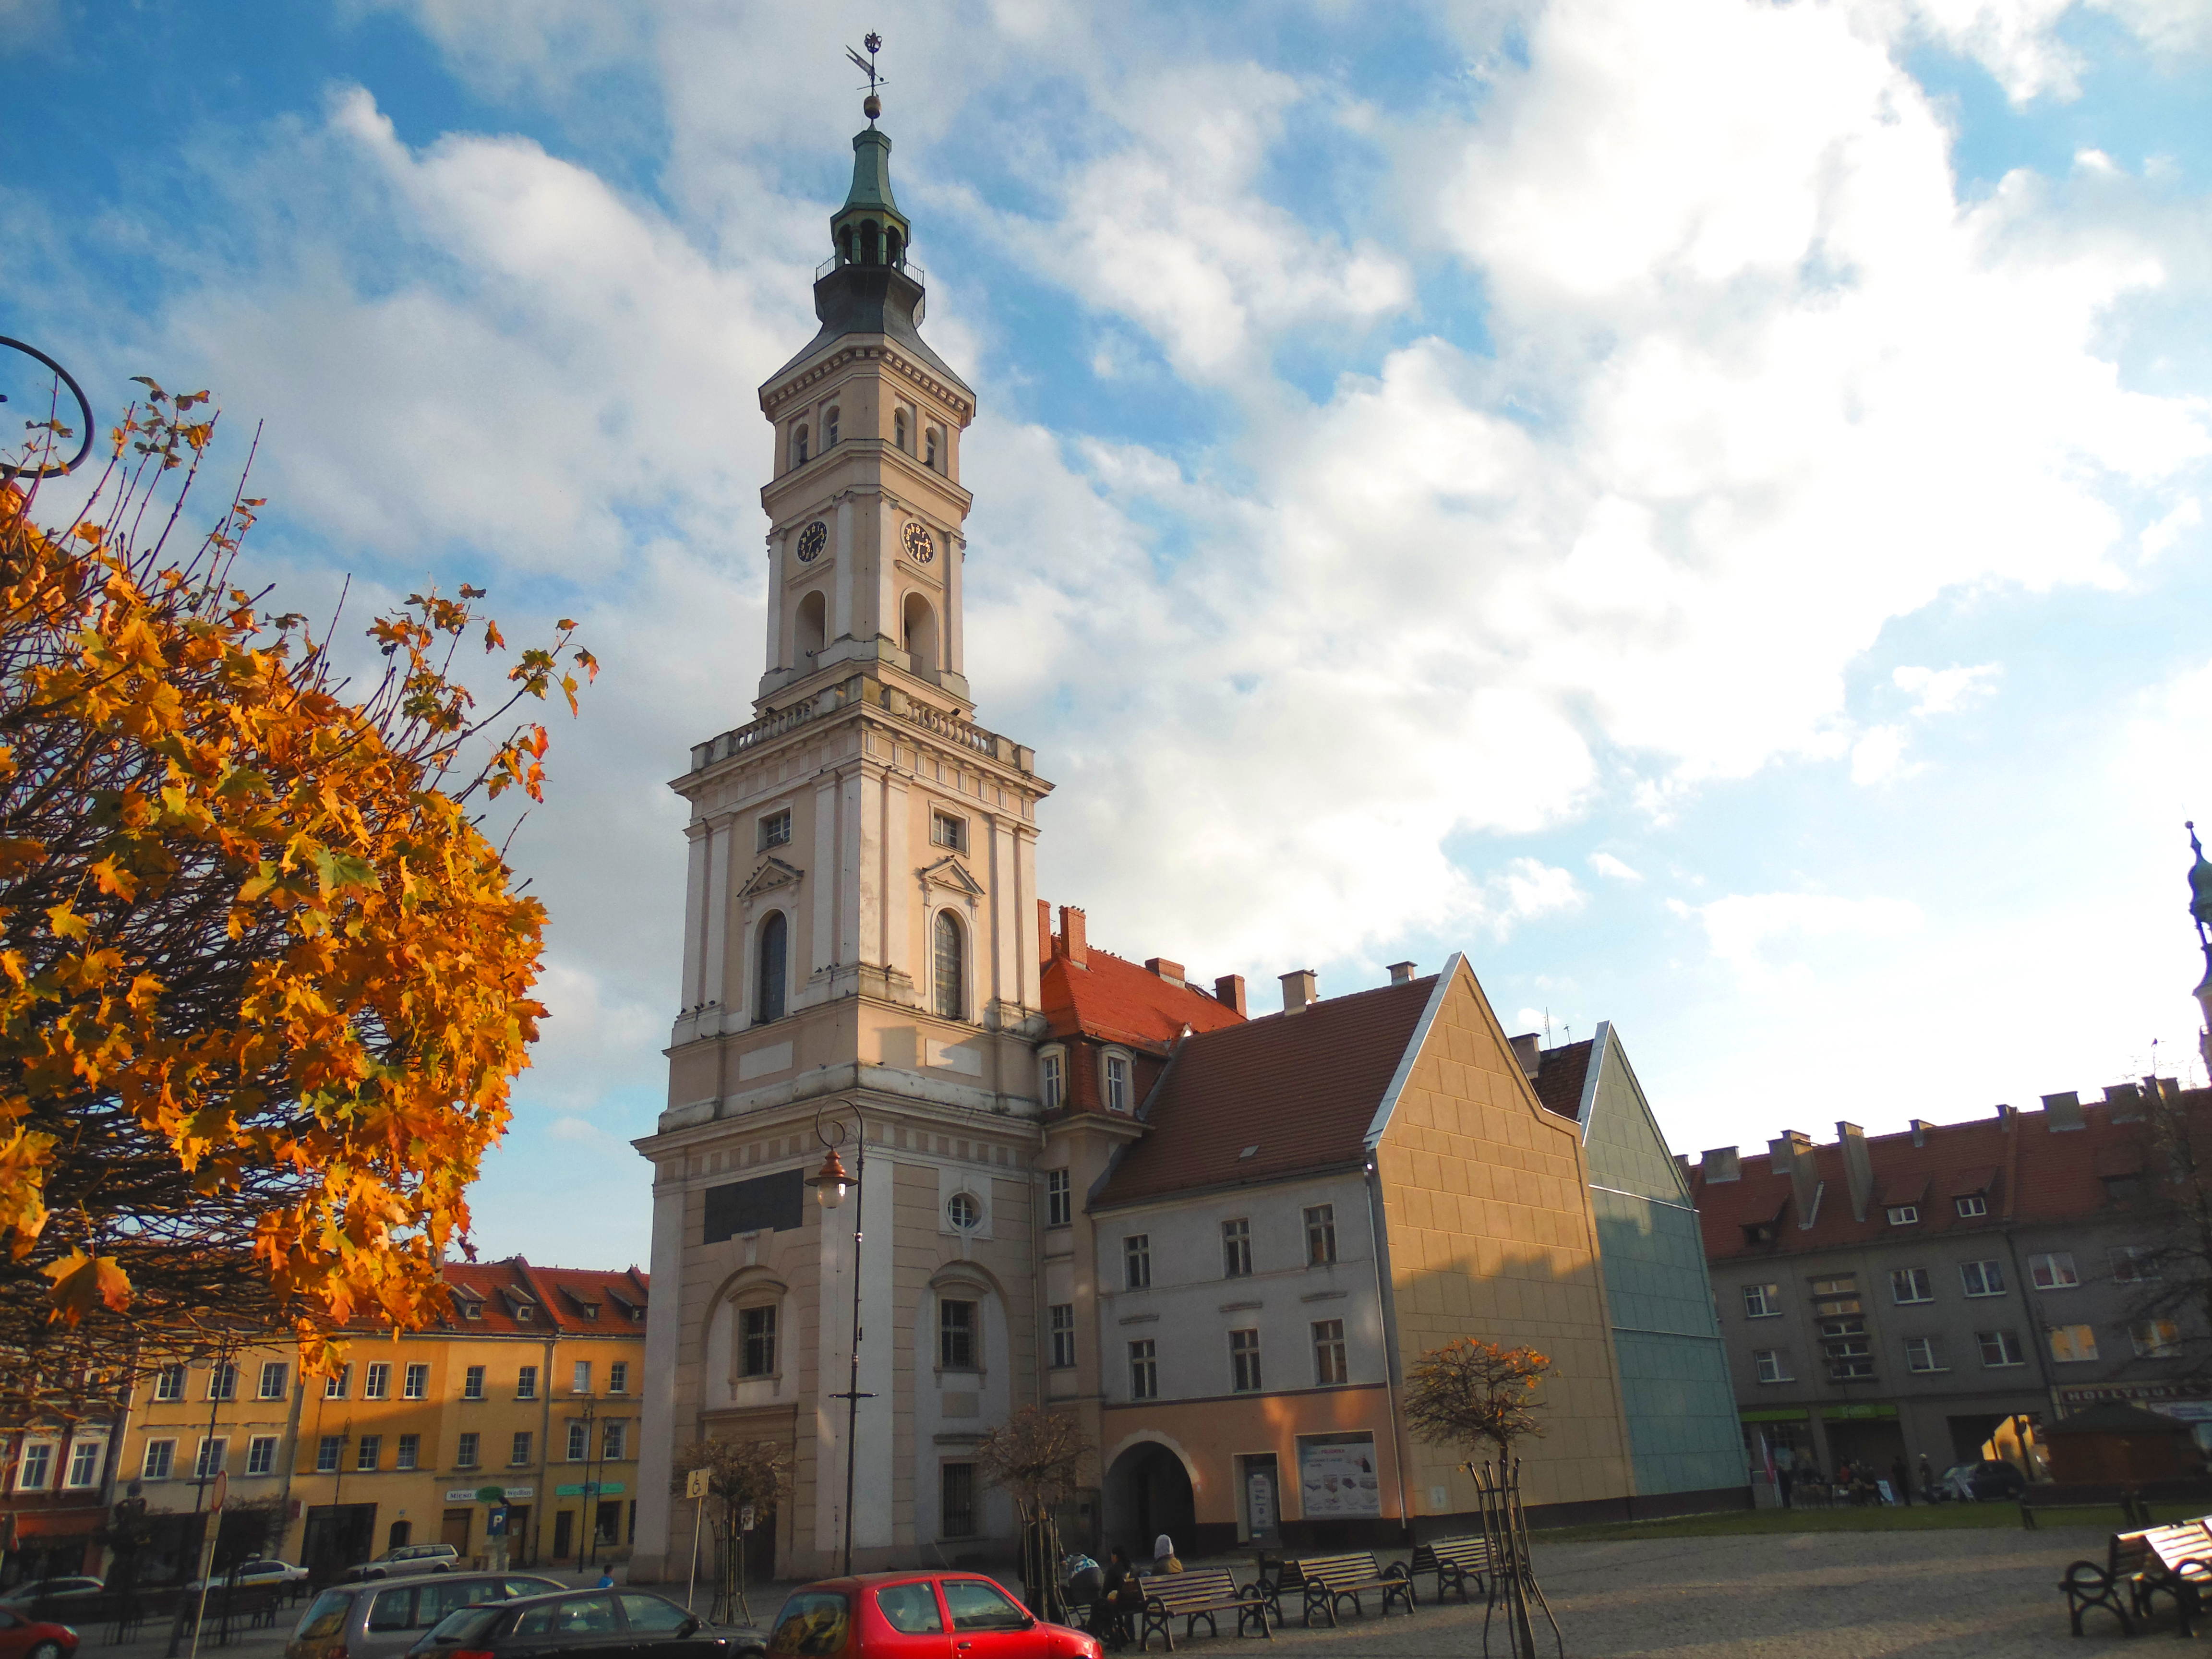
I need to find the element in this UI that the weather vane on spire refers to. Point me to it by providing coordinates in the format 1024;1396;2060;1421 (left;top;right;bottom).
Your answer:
845;32;886;124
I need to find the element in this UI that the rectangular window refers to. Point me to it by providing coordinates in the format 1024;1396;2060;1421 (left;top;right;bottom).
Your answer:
154;1363;185;1402
1040;1053;1065;1113
758;808;792;851
1124;1235;1151;1290
363;1362;390;1400
1129;1340;1158;1400
404;1363;430;1400
939;1299;977;1370
2132;1321;2181;1358
315;1436;341;1474
16;1444;52;1491
1742;1282;1780;1317
1046;1168;1071;1228
1312;1320;1347;1385
463;1365;485;1400
1905;1337;1942;1373
143;1440;175;1480
1886;1204;1920;1226
602;1420;626;1461
457;1432;480;1469
1104;1053;1130;1113
941;1462;976;1538
2030;1252;2080;1290
66;1440;103;1488
1222;1218;1252;1278
1049;1304;1076;1370
245;1436;278;1478
356;1435;380;1472
1753;1349;1793;1384
930;812;966;852
1812;1275;1873;1382
2049;1323;2099;1363
740;1306;777;1378
2112;1246;2160;1284
609;1361;629;1395
1230;1328;1262;1393
1890;1267;1933;1304
517;1365;538;1400
1955;1193;1988;1218
258;1361;289;1400
1960;1259;2006;1297
510;1431;532;1467
195;1438;227;1480
325;1364;350;1399
567;1422;588;1462
572;1361;592;1394
396;1434;419;1471
208;1362;237;1401
1305;1205;1337;1266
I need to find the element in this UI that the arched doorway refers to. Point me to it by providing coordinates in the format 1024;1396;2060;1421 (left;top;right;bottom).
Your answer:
1102;1442;1195;1558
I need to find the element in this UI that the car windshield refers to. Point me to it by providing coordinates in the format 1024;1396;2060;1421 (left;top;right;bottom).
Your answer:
296;1590;355;1642
768;1591;850;1657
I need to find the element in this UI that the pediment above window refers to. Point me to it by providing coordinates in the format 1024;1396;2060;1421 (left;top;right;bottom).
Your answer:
739;856;805;901
919;854;985;898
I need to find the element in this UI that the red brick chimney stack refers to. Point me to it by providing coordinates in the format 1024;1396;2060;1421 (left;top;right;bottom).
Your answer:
1037;899;1054;968
1058;905;1088;969
1214;974;1246;1016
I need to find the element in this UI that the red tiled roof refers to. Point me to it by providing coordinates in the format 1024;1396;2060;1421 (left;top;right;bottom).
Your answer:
438;1257;649;1336
1532;1038;1593;1122
1042;946;1245;1051
1093;975;1437;1209
1690;1089;2212;1261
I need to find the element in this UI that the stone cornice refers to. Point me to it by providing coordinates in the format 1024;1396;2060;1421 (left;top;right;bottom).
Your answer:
758;340;975;425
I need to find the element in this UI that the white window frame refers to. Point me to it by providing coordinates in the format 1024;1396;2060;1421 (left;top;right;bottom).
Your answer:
566;1421;589;1462
64;1439;103;1489
1045;1167;1072;1228
1049;1304;1076;1370
193;1437;227;1481
1960;1260;2006;1298
1890;1267;1933;1305
1904;1336;1943;1373
572;1361;592;1395
153;1363;185;1402
757;808;792;852
2049;1323;2099;1363
2132;1321;2182;1359
2030;1252;2080;1291
246;1436;278;1478
1039;1047;1066;1113
2112;1246;2160;1284
403;1363;430;1400
1102;1049;1132;1114
17;1442;54;1491
609;1361;629;1395
1753;1349;1793;1384
142;1439;175;1480
463;1365;485;1400
930;810;966;852
396;1434;420;1471
1955;1193;1988;1218
363;1361;390;1400
1742;1283;1780;1318
1886;1204;1919;1226
315;1436;342;1473
258;1361;289;1401
1229;1328;1262;1393
456;1432;480;1470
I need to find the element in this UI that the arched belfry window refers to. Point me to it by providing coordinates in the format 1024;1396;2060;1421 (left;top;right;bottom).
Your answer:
933;911;964;1021
756;911;787;1024
894;409;908;452
925;428;940;470
886;227;904;267
793;424;809;467
824;407;840;447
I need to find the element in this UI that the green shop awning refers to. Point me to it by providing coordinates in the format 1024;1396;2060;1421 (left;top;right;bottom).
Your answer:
1740;1408;1809;1422
1822;1404;1899;1421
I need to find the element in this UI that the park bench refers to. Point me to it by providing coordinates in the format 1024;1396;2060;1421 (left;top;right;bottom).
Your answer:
1135;1567;1271;1650
2059;1519;2212;1636
1408;1536;1494;1604
1274;1552;1415;1628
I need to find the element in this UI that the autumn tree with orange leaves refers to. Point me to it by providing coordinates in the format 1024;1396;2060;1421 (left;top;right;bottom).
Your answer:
0;381;595;1413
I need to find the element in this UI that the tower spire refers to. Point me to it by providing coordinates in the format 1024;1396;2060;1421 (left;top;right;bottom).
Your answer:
831;33;910;272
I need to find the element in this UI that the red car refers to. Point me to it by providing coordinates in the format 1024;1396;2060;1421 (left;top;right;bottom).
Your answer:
0;1605;78;1659
764;1574;1099;1659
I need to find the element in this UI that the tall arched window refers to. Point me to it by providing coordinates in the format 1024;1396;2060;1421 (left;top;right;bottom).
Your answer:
894;409;908;452
793;424;809;466
902;592;938;670
756;912;787;1024
925;428;940;470
933;911;963;1021
824;407;841;447
795;590;827;660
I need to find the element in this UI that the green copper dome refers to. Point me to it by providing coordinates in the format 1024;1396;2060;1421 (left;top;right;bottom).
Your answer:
830;128;911;270
2191;823;2212;933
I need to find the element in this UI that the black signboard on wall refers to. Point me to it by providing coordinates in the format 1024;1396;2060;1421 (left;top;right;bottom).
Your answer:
703;1168;805;1243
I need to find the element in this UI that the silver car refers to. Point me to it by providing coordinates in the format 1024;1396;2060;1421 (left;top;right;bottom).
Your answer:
289;1572;560;1659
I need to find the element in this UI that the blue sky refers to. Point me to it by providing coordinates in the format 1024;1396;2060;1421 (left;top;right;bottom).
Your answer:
4;0;2210;1270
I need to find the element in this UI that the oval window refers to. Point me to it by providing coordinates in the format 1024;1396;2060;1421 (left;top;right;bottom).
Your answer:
947;1192;982;1231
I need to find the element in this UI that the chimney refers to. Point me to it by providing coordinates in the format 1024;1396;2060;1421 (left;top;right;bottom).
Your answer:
1700;1146;1740;1183
1387;961;1417;985
2106;1083;2145;1123
1145;957;1186;987
1214;974;1247;1016
1910;1118;1932;1147
1058;905;1087;970
1508;1033;1541;1081
1037;899;1054;968
2042;1090;2085;1131
1995;1103;2013;1125
1769;1130;1820;1225
1279;969;1317;1013
1838;1121;1873;1222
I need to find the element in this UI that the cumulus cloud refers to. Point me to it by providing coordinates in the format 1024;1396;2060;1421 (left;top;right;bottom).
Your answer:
1589;852;1642;882
1673;890;1925;981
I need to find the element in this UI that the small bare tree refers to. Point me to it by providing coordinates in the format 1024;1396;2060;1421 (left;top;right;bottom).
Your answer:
976;1407;1092;1621
671;1439;792;1622
1405;1337;1553;1465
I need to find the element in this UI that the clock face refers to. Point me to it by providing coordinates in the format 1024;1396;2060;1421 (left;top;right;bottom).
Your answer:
901;521;936;564
796;520;828;562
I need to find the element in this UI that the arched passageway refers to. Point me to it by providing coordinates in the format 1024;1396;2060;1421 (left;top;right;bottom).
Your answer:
1102;1442;1195;1560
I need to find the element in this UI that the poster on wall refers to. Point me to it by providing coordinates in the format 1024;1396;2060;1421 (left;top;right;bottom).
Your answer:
1296;1433;1381;1518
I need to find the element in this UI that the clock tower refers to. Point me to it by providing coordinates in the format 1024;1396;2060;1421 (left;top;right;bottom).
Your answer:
631;95;1056;1581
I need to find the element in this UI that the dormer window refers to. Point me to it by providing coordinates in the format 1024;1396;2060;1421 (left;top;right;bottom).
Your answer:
1886;1204;1919;1226
1103;1051;1131;1114
459;1299;482;1321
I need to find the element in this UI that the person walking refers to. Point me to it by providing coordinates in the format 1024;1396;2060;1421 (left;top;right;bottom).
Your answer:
1773;1442;1796;1509
1889;1456;1913;1506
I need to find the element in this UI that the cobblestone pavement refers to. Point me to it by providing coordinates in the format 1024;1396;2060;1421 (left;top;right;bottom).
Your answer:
1259;1525;2137;1658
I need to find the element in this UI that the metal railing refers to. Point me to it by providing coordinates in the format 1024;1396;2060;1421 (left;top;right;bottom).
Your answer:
690;683;1016;773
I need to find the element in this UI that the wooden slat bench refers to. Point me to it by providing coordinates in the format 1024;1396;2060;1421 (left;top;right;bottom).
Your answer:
1135;1567;1271;1650
2060;1520;2212;1636
1276;1552;1415;1628
1409;1536;1493;1604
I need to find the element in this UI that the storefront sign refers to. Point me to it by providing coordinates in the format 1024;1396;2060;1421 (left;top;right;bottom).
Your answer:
1295;1434;1380;1519
2060;1383;2212;1407
446;1486;533;1502
555;1481;627;1498
1820;1404;1898;1420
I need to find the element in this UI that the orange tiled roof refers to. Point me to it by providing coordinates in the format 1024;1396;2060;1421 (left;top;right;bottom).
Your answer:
438;1256;649;1336
1042;946;1245;1051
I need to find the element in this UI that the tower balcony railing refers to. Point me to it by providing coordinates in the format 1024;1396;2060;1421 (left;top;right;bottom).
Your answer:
689;678;1029;774
816;254;924;283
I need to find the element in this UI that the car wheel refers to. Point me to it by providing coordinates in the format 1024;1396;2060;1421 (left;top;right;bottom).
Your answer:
29;1638;63;1659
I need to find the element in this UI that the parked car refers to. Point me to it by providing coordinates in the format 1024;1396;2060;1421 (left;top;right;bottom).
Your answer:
347;1544;463;1583
189;1560;312;1593
0;1607;78;1659
289;1573;561;1659
763;1575;1100;1659
0;1582;99;1609
406;1587;736;1659
1941;1459;2027;1501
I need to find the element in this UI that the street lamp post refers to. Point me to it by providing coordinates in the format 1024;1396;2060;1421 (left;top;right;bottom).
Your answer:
575;1398;599;1573
805;1106;870;1578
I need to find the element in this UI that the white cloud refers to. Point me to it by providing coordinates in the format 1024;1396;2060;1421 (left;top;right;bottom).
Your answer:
1893;662;2002;717
1590;852;1643;882
1676;890;1925;981
1851;724;1914;784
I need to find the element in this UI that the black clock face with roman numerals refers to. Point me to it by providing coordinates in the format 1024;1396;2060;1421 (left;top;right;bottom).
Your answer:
796;520;828;562
901;521;935;564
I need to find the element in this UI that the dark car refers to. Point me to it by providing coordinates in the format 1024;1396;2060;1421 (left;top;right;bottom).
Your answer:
408;1588;730;1659
1942;1458;2028;1500
764;1574;1101;1659
291;1573;562;1659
